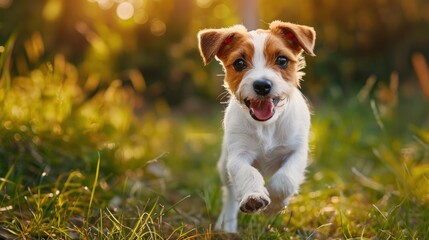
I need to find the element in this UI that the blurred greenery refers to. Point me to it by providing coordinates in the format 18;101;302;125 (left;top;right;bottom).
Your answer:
1;0;429;103
0;0;429;239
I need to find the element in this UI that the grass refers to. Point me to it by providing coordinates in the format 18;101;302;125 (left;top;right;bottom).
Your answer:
1;36;429;239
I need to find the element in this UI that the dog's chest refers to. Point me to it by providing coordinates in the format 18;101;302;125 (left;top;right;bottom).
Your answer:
252;124;295;175
255;125;279;151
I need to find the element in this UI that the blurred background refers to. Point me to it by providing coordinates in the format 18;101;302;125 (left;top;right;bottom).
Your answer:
2;0;429;107
1;0;429;238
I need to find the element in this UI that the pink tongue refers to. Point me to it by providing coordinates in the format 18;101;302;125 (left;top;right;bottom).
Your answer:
250;99;274;121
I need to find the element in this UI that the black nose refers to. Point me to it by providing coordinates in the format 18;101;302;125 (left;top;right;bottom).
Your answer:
253;79;272;96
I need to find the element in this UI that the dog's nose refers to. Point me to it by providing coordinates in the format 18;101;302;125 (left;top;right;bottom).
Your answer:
253;79;272;96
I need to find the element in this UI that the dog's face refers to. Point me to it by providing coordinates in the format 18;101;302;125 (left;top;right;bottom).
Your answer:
198;21;315;122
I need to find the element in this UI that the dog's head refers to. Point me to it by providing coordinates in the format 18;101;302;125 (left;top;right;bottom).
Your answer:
197;21;316;122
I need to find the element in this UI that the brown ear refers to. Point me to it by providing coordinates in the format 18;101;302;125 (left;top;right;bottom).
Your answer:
269;20;316;56
197;25;247;65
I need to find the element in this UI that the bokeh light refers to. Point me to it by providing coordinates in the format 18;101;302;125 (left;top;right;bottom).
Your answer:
43;0;62;21
133;0;144;9
213;4;230;19
196;0;212;8
150;19;166;36
0;0;12;8
98;0;113;10
134;9;148;24
116;2;134;20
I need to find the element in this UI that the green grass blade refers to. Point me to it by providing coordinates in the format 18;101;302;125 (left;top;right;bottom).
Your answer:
86;152;101;223
0;163;14;191
0;32;16;90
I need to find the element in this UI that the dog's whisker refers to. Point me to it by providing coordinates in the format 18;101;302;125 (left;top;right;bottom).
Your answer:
217;90;230;102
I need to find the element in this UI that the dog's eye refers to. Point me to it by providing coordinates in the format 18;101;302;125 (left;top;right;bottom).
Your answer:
275;56;289;69
233;59;247;72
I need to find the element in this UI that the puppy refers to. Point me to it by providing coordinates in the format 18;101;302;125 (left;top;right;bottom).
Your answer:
197;20;316;232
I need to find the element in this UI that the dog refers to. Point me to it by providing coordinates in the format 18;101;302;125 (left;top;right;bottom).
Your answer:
197;20;316;232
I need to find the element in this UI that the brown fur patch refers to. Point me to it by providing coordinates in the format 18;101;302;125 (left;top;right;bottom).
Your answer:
269;21;316;56
264;34;301;87
198;25;248;65
216;33;255;94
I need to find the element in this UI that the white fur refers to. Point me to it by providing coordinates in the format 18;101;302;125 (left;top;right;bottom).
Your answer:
236;31;293;122
215;31;311;232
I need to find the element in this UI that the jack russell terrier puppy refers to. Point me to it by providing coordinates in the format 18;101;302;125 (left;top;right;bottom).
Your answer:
197;20;316;232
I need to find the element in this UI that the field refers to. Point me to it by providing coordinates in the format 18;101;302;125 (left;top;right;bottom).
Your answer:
1;0;429;238
1;36;428;239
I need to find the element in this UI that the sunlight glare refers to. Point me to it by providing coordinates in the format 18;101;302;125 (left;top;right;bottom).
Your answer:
116;2;134;20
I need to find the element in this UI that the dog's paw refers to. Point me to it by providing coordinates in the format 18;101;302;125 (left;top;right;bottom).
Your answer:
239;193;270;213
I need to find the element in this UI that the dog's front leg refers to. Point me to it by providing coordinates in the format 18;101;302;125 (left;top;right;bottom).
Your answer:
227;151;271;214
265;146;308;214
215;149;239;232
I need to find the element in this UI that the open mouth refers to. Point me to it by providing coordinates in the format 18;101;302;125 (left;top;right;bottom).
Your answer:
244;97;280;121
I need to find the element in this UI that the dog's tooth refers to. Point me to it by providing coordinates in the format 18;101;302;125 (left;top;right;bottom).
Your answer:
244;99;251;108
272;97;280;106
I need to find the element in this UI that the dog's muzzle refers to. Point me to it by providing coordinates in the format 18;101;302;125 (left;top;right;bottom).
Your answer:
241;79;279;121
